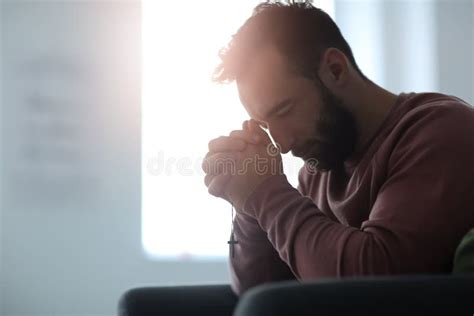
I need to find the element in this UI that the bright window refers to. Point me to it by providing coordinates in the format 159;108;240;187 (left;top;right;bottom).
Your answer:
142;1;335;260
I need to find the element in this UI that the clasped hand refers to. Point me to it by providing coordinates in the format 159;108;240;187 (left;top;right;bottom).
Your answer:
202;119;283;212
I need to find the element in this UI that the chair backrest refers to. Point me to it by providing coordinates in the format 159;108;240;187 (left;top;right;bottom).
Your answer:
234;275;474;316
453;228;474;273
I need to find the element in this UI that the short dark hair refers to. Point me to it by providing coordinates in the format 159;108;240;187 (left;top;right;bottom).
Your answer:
213;0;366;83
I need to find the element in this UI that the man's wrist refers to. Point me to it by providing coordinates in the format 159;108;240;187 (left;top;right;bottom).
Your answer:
234;209;268;242
242;174;290;217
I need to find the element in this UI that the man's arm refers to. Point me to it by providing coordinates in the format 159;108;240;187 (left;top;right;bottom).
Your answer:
229;211;295;296
227;158;355;293
229;166;312;295
203;121;297;295
240;103;474;280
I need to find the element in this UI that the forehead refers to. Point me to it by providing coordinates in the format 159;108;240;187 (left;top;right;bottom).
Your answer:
236;47;301;120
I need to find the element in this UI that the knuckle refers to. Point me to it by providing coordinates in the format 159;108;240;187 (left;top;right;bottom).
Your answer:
205;152;234;175
208;181;220;196
229;130;241;138
230;129;254;143
208;136;225;151
208;185;217;196
201;158;210;173
204;173;213;187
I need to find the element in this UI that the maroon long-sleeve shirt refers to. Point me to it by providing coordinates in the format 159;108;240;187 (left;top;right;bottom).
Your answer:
230;92;474;295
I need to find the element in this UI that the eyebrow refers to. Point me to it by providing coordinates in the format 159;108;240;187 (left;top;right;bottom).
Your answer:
263;98;293;119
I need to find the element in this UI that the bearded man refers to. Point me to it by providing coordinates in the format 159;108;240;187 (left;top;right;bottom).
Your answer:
203;1;474;296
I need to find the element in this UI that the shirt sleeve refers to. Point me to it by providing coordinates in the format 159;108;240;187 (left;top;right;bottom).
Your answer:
229;212;296;296
228;168;310;295
242;102;474;280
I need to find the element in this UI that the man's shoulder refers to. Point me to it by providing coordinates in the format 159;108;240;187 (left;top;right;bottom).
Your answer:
392;92;474;135
398;92;473;121
386;92;474;162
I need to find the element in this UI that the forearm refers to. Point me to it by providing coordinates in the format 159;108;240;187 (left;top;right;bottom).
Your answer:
243;175;399;279
229;212;296;296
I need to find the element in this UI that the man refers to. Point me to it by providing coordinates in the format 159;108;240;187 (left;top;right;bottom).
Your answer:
202;1;474;296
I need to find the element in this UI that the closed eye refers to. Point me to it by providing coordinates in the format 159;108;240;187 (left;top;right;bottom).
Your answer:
276;104;292;117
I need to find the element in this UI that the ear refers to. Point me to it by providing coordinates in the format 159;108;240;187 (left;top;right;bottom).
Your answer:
317;48;349;88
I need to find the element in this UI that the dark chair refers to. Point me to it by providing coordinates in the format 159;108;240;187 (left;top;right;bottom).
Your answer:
118;284;238;316
118;274;474;316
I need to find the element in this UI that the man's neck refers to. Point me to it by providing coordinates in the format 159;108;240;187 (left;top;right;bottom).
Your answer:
350;80;398;153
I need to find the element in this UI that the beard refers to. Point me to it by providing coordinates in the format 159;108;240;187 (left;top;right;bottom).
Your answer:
291;78;357;172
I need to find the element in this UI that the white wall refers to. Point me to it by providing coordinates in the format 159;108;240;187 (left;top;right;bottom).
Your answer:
0;1;230;316
337;0;473;104
436;0;473;103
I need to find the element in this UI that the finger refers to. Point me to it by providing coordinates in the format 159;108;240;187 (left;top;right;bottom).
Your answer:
229;129;260;145
204;172;214;187
207;173;231;198
248;119;271;144
247;120;262;143
243;120;265;144
249;118;265;129
208;136;247;153
202;152;238;175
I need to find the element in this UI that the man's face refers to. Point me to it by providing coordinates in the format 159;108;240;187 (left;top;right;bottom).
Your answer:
236;47;357;171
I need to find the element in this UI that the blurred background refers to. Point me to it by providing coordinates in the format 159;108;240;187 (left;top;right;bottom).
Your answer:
0;0;473;315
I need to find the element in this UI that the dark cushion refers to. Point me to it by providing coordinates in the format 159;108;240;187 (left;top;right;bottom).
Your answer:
234;274;474;316
453;228;474;273
118;284;237;316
